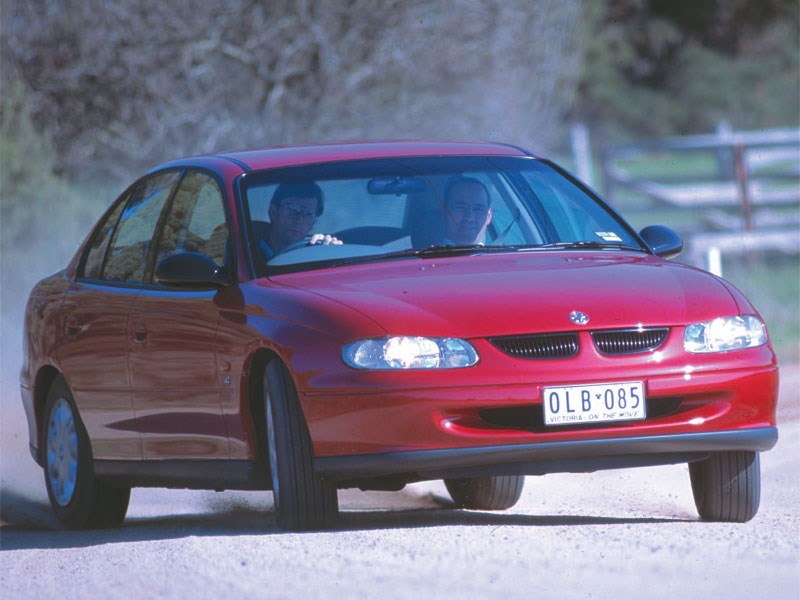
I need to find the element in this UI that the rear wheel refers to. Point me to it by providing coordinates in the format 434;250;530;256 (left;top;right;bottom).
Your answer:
445;475;525;510
42;376;130;529
689;451;761;522
264;359;338;530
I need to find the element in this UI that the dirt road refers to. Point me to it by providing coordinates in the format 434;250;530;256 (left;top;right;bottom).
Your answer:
1;367;798;600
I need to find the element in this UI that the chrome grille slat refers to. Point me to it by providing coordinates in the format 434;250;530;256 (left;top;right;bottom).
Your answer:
490;333;579;359
592;328;669;355
490;327;670;359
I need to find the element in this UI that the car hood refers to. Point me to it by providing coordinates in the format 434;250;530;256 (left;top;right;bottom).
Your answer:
269;251;738;337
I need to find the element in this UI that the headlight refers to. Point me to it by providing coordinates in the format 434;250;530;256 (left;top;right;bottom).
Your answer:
343;336;479;369
684;315;767;353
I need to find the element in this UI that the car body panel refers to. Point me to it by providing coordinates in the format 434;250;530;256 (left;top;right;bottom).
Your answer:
20;272;72;457
299;359;778;458
313;427;779;483
212;280;391;460
129;288;228;459
52;280;142;460
156;141;531;174
269;251;741;338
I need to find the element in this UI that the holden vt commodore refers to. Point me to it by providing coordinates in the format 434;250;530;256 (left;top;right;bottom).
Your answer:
21;141;778;530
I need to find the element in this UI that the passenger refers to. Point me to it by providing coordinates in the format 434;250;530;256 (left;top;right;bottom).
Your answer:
441;176;493;245
258;182;341;259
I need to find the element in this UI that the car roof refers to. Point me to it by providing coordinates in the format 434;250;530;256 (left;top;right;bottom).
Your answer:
154;140;536;173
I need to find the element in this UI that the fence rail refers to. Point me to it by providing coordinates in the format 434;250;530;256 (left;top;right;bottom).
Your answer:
598;126;800;275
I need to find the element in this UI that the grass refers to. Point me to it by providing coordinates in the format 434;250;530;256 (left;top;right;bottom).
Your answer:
721;255;800;364
613;149;720;181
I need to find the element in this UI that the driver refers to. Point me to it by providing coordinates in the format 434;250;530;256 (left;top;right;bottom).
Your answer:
441;176;493;245
258;182;342;259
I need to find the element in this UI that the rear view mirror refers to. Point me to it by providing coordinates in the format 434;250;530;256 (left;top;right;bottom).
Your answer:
367;176;428;196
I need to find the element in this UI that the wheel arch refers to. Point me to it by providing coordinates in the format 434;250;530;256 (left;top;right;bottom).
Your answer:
32;365;63;464
243;348;281;465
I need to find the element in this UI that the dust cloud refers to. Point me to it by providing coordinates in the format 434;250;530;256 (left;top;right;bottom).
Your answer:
1;194;111;504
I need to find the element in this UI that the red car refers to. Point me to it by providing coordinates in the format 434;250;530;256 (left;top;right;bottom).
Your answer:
21;141;778;530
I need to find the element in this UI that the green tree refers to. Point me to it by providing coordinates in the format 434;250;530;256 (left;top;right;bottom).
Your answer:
1;78;104;312
576;0;800;139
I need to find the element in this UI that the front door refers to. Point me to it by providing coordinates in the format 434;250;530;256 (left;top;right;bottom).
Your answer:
128;170;232;459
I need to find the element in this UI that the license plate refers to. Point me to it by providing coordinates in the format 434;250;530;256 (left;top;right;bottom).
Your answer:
542;381;646;426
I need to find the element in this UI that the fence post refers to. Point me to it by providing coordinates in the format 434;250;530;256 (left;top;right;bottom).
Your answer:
715;121;734;179
571;123;594;187
732;143;753;231
600;145;616;199
707;246;723;276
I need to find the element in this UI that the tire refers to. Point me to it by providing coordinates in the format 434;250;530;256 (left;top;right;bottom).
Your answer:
689;451;761;522
264;359;338;530
445;475;525;510
42;376;130;529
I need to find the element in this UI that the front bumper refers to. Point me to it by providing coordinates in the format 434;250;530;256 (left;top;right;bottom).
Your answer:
302;361;778;458
316;427;778;483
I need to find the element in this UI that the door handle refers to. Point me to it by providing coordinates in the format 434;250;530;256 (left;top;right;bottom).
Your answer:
132;322;148;343
66;317;83;337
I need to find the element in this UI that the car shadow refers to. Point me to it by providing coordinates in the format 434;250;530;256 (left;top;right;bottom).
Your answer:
337;509;688;531
0;487;693;551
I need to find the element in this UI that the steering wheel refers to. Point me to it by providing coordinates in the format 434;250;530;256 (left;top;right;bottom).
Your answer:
280;237;315;254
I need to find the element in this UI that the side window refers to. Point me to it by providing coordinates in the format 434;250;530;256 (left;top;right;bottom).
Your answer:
155;171;229;269
102;171;181;283
485;173;544;246
82;196;127;279
467;172;522;245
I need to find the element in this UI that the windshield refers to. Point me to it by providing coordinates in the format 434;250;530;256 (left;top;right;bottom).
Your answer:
241;156;644;275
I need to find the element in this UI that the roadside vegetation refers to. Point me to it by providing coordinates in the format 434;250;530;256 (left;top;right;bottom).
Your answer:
575;1;798;140
724;257;799;363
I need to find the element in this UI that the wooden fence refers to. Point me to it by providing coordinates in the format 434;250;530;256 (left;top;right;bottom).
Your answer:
597;127;800;274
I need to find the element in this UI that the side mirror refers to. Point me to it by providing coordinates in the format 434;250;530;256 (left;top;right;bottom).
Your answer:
639;225;683;259
155;253;228;288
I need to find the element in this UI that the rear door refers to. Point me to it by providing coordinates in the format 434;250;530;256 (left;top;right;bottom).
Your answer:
59;171;181;459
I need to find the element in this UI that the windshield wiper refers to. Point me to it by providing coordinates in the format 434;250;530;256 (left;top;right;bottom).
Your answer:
414;244;489;257
326;244;504;268
535;241;645;252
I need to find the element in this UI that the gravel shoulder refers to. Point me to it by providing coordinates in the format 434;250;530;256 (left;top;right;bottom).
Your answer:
1;365;798;600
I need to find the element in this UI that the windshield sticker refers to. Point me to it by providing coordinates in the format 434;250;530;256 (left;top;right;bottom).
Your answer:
595;231;623;242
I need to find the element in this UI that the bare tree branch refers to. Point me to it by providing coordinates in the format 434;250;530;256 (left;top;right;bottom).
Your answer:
1;0;582;179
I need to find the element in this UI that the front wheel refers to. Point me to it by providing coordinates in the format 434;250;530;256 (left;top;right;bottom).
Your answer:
42;376;130;529
689;451;761;522
264;360;338;531
445;475;525;510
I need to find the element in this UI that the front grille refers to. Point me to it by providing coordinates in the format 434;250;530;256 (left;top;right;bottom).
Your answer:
591;328;669;355
490;332;579;359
